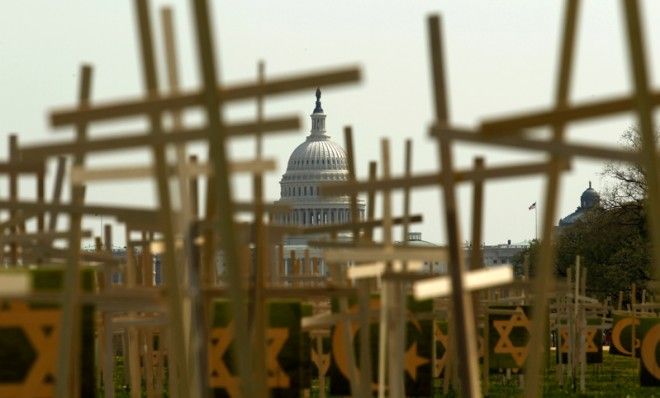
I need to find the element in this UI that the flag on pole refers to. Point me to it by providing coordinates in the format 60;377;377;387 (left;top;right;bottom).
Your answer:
528;202;537;210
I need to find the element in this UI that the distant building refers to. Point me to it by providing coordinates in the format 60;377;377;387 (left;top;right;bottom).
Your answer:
274;89;533;278
464;240;529;267
558;181;601;227
398;232;528;273
395;232;447;274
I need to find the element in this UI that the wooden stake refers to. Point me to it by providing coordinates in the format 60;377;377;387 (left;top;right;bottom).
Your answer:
134;1;191;396
247;60;269;398
191;1;250;395
160;8;209;397
524;2;580;395
622;0;660;297
55;64;93;398
429;15;481;397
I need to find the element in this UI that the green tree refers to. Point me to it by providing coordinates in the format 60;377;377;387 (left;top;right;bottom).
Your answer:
553;204;651;301
513;127;654;302
511;239;539;278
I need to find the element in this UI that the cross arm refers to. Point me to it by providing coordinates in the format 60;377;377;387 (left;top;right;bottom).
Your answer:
432;125;638;163
479;91;660;136
21;116;298;158
320;160;570;196
50;67;360;127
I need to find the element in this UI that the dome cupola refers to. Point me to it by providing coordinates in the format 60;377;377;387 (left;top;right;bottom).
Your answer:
280;88;349;188
580;181;600;209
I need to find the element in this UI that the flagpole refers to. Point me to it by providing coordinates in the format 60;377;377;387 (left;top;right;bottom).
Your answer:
535;204;538;241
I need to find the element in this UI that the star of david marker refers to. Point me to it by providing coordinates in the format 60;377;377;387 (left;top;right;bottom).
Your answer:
208;322;291;396
584;328;598;353
493;308;531;368
265;328;290;388
0;301;61;397
208;322;239;397
559;326;598;354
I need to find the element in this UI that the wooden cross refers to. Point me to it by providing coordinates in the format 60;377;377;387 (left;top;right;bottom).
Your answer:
413;266;514;300
0;135;47;266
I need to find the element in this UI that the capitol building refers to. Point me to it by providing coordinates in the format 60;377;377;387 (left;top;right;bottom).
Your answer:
274;89;365;279
272;90;531;281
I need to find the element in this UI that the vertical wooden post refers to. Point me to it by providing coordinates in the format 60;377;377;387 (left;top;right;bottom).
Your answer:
247;60;269;397
36;162;45;233
190;1;251;395
304;249;310;286
102;224;116;398
469;157;486;393
153;328;164;398
289;250;296;283
277;243;284;285
125;233;141;398
443;310;453;395
316;334;327;398
134;2;192;396
55;64;93;398
144;328;155;398
401;139;413;244
631;283;637;360
428;15;481;397
524;3;580;395
345;126;371;397
573;257;580;389
189;156;200;220
622;0;660;299
377;138;406;397
365;161;377;242
469;157;485;273
160;8;211;397
293;258;300;287
47;156;67;233
345;127;360;241
8;135;18;266
483;308;490;395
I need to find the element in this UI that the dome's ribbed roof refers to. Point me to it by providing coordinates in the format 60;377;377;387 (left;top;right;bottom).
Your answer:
580;181;600;209
581;187;599;200
281;88;349;180
285;136;348;172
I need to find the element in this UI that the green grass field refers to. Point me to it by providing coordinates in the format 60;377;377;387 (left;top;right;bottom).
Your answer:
106;351;659;397
474;353;659;398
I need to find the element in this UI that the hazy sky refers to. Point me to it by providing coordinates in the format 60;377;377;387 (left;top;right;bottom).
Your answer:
1;1;660;248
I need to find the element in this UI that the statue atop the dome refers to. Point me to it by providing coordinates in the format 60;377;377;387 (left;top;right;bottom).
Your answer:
313;87;324;114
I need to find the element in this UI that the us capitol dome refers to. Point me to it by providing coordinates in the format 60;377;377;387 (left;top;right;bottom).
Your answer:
274;89;365;279
275;88;365;227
